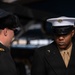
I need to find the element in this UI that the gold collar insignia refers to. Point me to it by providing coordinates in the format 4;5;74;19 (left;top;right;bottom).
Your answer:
0;48;5;51
47;50;50;53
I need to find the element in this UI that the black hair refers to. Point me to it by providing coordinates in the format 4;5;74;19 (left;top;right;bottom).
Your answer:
0;14;20;29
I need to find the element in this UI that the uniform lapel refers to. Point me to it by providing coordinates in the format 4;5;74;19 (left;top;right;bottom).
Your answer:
67;43;75;74
44;43;66;75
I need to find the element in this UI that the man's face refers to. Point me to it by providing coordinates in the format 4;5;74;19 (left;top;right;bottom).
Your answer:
5;28;14;47
54;30;75;50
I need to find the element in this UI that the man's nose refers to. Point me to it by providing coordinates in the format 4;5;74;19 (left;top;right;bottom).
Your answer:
58;36;64;40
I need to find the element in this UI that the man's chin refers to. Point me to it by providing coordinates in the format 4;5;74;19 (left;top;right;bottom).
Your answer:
58;46;66;50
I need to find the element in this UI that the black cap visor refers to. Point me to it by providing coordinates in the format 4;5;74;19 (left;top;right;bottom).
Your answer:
53;26;74;36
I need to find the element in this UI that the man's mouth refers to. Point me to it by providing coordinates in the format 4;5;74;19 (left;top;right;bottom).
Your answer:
58;42;65;46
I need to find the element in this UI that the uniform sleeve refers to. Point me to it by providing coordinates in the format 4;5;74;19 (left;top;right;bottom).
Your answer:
31;48;46;75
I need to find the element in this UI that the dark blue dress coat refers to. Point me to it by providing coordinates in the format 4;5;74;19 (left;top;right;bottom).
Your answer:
31;41;75;75
0;43;17;75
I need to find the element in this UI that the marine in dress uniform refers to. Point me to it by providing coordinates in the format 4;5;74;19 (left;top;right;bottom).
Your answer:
31;16;75;75
0;9;20;75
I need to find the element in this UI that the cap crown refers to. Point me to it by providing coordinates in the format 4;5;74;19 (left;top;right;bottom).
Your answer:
47;16;75;26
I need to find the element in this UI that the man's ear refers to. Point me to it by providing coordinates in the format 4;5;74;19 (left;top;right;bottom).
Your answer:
3;28;8;36
72;30;75;37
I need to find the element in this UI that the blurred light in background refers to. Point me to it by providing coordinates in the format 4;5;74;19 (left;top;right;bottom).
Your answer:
2;0;17;3
30;39;50;46
12;38;53;48
30;40;39;45
18;39;27;45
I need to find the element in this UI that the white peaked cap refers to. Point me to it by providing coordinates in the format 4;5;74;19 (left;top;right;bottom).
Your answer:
47;16;75;26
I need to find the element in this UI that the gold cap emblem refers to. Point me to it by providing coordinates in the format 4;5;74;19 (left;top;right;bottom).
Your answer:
57;19;62;23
